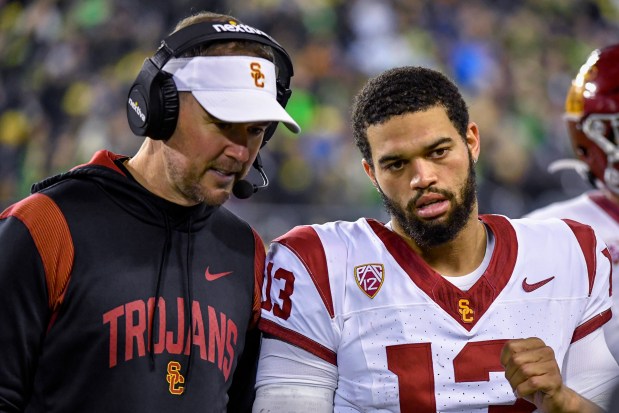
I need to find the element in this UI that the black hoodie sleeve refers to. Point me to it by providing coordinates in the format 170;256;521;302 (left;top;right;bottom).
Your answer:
0;197;56;411
226;327;261;412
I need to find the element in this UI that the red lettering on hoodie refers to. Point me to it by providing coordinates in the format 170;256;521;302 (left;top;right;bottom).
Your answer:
103;305;124;367
166;298;185;354
190;301;207;360
223;318;238;380
102;298;239;378
147;297;166;354
125;300;147;361
208;306;226;368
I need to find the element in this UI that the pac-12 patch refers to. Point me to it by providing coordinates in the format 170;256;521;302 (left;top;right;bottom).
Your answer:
354;263;384;298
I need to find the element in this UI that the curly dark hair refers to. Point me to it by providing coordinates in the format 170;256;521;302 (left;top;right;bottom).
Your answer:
351;66;469;167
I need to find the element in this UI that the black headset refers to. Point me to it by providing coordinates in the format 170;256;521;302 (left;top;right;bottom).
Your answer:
126;20;294;143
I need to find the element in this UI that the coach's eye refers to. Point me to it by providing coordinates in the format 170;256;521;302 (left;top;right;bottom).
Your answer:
215;122;233;131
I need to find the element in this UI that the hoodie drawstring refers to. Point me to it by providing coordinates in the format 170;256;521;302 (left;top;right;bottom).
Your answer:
184;216;195;385
150;214;171;369
149;212;195;392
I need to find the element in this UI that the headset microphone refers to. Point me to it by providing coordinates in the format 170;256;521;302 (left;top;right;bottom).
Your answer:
233;153;269;199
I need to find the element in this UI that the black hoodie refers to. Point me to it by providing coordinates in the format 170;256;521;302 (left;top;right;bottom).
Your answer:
0;150;265;412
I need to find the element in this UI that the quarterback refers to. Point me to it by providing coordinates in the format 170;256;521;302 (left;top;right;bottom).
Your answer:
252;66;619;412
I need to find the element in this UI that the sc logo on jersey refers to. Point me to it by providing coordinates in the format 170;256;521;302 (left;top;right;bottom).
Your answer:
458;298;474;323
354;263;384;298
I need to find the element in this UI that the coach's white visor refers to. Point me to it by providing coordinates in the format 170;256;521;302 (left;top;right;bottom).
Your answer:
163;56;300;133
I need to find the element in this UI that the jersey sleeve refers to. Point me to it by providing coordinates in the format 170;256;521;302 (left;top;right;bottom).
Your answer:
562;328;619;409
564;219;614;342
250;228;266;329
258;225;339;366
0;195;65;411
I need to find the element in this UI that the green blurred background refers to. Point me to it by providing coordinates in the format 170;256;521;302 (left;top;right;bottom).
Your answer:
1;0;618;241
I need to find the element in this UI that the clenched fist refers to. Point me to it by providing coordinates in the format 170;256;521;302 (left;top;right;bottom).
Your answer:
501;337;602;413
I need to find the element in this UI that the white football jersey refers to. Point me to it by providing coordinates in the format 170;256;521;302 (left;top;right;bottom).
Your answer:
259;214;613;412
526;191;619;361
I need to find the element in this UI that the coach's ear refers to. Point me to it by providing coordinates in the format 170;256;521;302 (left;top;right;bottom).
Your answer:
362;159;379;190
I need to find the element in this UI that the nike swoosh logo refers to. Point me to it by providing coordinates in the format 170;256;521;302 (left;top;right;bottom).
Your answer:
205;267;233;281
522;276;555;292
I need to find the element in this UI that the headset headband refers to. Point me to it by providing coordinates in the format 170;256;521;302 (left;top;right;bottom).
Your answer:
126;19;294;142
153;21;293;88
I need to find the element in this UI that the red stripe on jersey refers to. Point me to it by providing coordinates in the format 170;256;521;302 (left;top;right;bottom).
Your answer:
367;215;517;331
251;229;266;329
274;226;335;318
1;193;74;312
571;309;612;343
259;318;337;365
604;248;613;298
563;219;597;296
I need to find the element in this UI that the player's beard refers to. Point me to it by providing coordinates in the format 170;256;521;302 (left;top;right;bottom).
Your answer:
378;155;477;248
165;157;238;207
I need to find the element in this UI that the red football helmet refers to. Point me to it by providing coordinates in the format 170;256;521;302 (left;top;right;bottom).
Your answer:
564;43;619;194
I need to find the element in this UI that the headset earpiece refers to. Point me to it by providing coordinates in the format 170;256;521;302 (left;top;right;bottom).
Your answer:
152;72;179;140
126;20;293;144
127;58;180;140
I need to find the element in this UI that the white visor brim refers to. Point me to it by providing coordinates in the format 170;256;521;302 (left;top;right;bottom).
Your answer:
163;56;300;133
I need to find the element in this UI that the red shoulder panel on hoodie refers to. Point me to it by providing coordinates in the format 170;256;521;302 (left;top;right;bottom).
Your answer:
1;193;74;312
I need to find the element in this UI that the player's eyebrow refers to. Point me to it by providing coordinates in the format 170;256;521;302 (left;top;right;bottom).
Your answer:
376;136;453;165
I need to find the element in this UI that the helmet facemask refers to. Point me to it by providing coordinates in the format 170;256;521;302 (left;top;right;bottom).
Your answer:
554;43;619;195
579;113;619;194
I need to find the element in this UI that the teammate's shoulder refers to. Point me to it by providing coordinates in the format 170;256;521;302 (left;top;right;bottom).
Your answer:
524;193;594;219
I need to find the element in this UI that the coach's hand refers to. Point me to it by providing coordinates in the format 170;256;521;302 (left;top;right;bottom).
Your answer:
501;337;602;413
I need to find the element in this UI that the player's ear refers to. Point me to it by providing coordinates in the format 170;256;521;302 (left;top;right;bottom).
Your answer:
466;122;481;161
362;159;378;188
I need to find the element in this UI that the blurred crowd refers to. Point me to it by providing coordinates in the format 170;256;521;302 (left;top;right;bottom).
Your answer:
1;0;619;241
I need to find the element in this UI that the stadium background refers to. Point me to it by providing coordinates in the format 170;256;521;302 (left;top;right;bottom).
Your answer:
1;0;618;242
